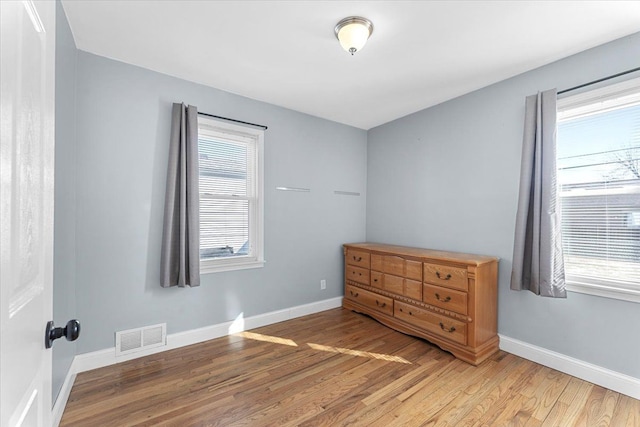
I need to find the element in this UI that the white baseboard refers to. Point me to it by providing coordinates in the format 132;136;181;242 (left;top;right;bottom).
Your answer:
499;334;640;400
52;371;76;427
71;296;343;375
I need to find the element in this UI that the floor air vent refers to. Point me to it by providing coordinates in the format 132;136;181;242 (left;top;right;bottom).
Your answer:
115;323;166;356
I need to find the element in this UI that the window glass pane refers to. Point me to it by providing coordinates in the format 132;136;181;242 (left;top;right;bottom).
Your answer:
198;134;255;261
199;198;249;259
199;137;249;197
558;101;640;287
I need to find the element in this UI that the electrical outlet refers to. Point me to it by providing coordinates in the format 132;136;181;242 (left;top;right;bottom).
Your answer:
320;279;326;290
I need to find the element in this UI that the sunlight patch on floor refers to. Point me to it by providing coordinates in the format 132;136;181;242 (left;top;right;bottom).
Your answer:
307;343;412;364
230;327;410;363
234;331;298;347
228;312;245;334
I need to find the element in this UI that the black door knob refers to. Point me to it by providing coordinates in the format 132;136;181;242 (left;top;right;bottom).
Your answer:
45;319;81;349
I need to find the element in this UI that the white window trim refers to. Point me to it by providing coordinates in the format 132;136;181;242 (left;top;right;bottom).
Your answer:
565;276;640;303
200;256;265;275
198;118;265;274
558;76;640;303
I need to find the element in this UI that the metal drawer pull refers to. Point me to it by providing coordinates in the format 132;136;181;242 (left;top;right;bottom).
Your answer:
375;300;386;308
350;290;359;297
353;256;362;262
439;322;456;333
435;293;451;302
436;272;452;280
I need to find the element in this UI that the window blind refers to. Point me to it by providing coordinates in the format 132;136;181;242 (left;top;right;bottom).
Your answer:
198;134;257;259
557;87;640;290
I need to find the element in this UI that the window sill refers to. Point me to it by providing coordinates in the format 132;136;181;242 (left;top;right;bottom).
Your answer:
200;258;265;275
566;279;640;304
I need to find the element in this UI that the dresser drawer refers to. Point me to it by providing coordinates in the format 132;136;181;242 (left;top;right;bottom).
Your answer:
346;285;393;316
377;256;423;281
423;263;468;291
383;255;405;276
383;274;404;295
371;254;383;271
346;249;370;268
423;283;468;315
371;271;383;289
405;260;422;281
405;279;422;301
395;301;467;345
346;265;369;285
382;275;422;300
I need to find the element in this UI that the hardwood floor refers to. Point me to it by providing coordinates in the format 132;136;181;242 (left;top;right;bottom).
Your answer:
60;308;639;426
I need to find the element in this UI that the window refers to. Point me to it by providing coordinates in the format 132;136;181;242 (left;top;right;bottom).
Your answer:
198;116;264;273
557;76;640;302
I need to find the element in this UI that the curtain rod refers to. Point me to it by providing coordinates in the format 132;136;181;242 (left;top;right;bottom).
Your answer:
197;111;268;130
558;66;640;95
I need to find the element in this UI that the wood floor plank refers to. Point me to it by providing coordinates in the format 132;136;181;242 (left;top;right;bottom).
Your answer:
573;385;621;426
293;345;439;427
421;353;526;427
479;365;559;427
524;369;572;425
610;394;640;427
540;376;594;427
360;358;441;406
454;358;542;427
369;360;498;427
60;308;638;427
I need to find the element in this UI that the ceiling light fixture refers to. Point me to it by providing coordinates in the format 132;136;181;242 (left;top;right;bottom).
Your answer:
334;16;373;55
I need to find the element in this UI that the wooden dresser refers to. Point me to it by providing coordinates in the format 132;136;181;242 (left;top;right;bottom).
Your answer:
343;242;499;365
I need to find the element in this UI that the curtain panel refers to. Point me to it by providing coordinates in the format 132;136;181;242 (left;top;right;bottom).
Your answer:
511;89;566;298
160;103;200;287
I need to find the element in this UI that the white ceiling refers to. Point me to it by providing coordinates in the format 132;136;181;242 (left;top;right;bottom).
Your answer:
61;1;640;130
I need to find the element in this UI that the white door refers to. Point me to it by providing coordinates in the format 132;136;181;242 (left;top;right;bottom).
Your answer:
1;1;55;426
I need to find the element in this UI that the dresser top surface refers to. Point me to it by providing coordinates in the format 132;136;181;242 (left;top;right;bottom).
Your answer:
344;242;499;266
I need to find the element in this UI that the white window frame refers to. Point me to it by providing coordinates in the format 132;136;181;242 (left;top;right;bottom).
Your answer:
197;117;265;274
557;76;640;303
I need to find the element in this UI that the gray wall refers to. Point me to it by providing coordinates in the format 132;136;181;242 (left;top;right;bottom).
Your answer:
53;0;77;403
73;52;367;353
366;32;640;378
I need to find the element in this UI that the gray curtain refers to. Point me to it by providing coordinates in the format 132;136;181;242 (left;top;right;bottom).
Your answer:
160;103;200;287
511;89;566;297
